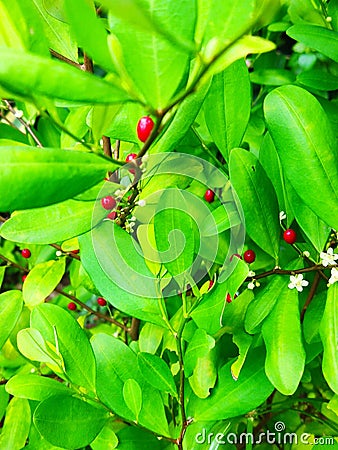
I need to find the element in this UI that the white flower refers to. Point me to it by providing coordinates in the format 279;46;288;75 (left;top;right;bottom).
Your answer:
328;267;338;285
248;270;256;277
125;221;135;233
136;199;146;207
279;211;286;221
247;281;255;290
55;250;63;257
288;274;309;292
320;247;338;267
14;109;24;119
303;251;310;258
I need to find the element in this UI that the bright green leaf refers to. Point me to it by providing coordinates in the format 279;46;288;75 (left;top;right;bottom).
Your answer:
6;374;72;401
0;397;31;450
123;379;142;420
0;290;23;350
138;352;177;398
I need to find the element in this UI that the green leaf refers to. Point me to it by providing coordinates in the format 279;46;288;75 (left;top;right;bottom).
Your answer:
250;69;295;86
6;374;72;401
137;352;177;398
229;148;280;258
189;349;217;399
188;347;273;421
0;197;103;244
23;259;66;307
89;104;122;143
64;0;116;73
123;379;142;420
204;59;251;161
303;291;327;344
201;203;241;237
0;266;5;289
0;398;31;450
31;303;96;391
154;189;195;281
287;24;338;63
0;146;119;212
264;85;338;230
91;425;119;450
184;329;215;377
107;0;195;109
138;323;164;354
245;276;289;334
0;290;23;350
91;333;170;437
79;224;165;326
297;69;338;91
0;48;130;103
262;288;306;395
17;328;64;373
34;395;108;449
320;284;338;394
0;386;9;422
117;426;163;450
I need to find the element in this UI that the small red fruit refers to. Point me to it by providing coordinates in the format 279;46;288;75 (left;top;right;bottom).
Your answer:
22;274;27;282
107;211;117;220
283;229;297;244
137;116;154;142
204;189;215;203
244;249;256;264
101;196;116;210
126;153;138;163
21;248;31;259
71;249;80;255
208;280;214;290
97;297;107;306
226;293;232;303
230;253;242;262
67;302;77;311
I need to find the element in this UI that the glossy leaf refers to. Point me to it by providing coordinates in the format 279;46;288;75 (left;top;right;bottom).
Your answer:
264;85;338;230
64;0;116;72
123;379;142;420
0;48;130;103
188;348;273;420
0;198;103;244
262;288;306;395
23;259;66;307
0;266;5;289
138;352;177;398
229;148;280;258
201;203;241;237
0;397;31;450
154;188;195;281
31;303;96;391
303;291;327;344
0;290;23;350
117;426;163;450
297;69;338;91
287;24;338;63
0;146;118;212
250;69;295;86
184;329;215;377
91;333;170;436
34;395;108;449
138;323;164;355
6;374;72;401
79;224;165;326
320;284;338;394
189;349;217;399
204;59;251;161
91;425;119;450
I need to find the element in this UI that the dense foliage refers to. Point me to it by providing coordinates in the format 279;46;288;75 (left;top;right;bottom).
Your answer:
0;0;337;449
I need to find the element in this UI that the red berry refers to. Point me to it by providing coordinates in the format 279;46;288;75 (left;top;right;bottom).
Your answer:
21;248;31;259
208;280;214;290
283;229;297;244
244;249;256;264
230;253;242;262
226;293;232;303
97;297;107;306
204;189;215;203
126;153;138;163
22;274;27;282
67;302;77;311
137;116;154;142
107;211;117;220
71;249;80;255
101;196;116;210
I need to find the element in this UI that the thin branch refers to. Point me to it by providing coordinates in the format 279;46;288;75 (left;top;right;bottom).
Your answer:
49;244;81;261
102;135;112;158
49;49;82;69
114;139;120;160
83;53;94;73
246;264;333;282
301;271;321;322
128;318;140;341
3;99;43;147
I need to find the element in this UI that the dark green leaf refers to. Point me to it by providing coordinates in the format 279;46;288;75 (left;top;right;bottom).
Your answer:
0;290;23;350
287;24;338;63
0;48;130;103
250;69;295;86
117;426;163;450
138;352;177;397
297;69;338;91
229;148;280;258
0;146;119;212
34;395;108;449
264;85;338;230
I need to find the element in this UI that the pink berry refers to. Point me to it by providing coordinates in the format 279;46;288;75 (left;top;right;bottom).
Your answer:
283;229;297;244
244;250;256;264
101;196;116;210
204;189;215;203
107;211;117;220
126;153;138;163
137;116;154;142
67;302;77;311
21;249;31;259
97;297;107;306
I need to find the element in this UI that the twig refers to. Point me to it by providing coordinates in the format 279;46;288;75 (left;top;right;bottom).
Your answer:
49;244;81;261
3;99;43;147
83;53;94;73
301;271;321;322
246;264;333;282
102;135;112;158
49;49;82;69
114;139;120;160
128;318;140;341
